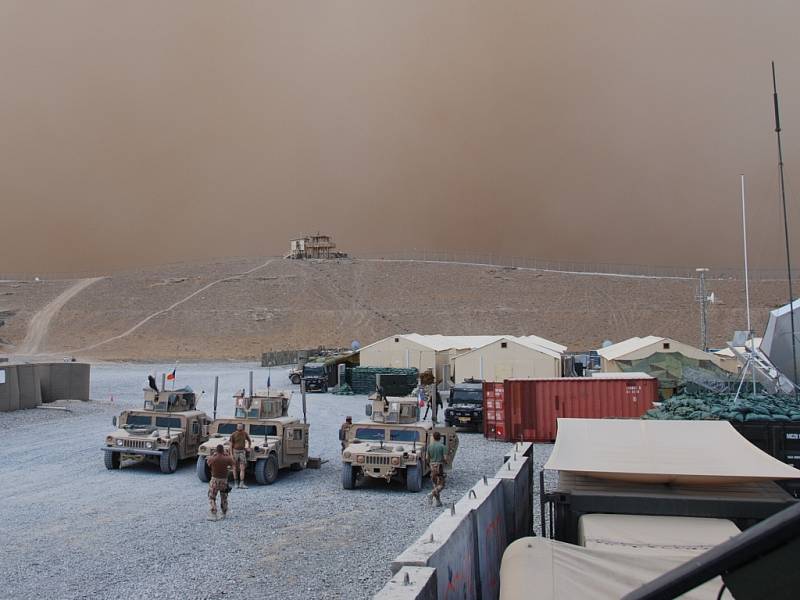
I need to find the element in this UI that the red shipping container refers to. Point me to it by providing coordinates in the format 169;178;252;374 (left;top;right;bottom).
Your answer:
486;377;657;443
483;382;505;439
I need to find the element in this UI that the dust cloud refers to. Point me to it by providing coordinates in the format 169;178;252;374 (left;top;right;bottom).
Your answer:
1;1;799;274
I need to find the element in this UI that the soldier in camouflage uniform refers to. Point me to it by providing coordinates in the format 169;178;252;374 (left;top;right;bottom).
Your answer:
427;431;447;507
206;444;234;520
339;416;352;452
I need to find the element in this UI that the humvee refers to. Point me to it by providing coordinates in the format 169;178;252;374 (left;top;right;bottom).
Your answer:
196;391;309;485
102;387;211;474
288;366;302;385
341;395;458;492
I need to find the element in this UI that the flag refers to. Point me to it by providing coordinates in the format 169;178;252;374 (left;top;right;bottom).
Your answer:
267;374;271;388
418;386;426;407
166;369;176;381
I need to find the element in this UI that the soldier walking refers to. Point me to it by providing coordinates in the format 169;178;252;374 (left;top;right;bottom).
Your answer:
230;423;251;489
427;431;447;507
206;444;234;520
339;416;353;452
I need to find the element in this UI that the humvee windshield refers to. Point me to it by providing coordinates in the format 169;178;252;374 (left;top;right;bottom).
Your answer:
216;423;277;436
352;427;421;443
389;429;420;442
303;364;326;376
353;427;385;441
125;414;152;427
155;416;181;428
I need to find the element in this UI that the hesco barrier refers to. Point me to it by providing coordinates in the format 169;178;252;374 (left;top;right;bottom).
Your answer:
0;363;90;411
379;442;533;600
0;364;20;412
484;378;657;442
349;367;418;395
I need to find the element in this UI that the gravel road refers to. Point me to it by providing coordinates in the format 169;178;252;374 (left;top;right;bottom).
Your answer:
1;362;514;600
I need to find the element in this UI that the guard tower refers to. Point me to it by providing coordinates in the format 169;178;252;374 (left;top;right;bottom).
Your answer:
287;233;347;259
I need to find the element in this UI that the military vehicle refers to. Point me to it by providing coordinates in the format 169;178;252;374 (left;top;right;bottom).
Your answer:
341;394;458;492
302;362;330;392
196;391;309;485
103;387;211;473
288;366;302;385
444;381;484;430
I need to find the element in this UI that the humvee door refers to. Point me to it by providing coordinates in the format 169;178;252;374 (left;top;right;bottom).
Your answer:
432;426;459;466
284;424;308;457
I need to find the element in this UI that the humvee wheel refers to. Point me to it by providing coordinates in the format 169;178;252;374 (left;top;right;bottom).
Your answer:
104;451;120;470
160;445;179;474
255;455;278;485
406;464;423;492
342;463;356;489
290;374;301;385
196;456;210;482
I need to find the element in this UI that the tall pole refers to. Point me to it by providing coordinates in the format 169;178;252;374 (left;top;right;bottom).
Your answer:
741;175;757;397
772;62;800;401
696;268;709;351
213;376;219;420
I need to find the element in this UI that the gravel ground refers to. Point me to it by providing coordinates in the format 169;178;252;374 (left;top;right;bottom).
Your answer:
1;362;513;600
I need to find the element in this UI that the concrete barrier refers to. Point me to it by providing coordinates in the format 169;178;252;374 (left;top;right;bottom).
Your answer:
17;364;42;409
391;494;479;600
0;364;20;412
495;453;533;543
470;478;508;600
374;567;437;600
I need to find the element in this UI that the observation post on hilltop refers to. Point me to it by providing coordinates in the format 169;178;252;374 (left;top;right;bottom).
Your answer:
287;233;348;260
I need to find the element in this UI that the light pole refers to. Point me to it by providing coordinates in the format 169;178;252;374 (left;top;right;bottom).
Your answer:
696;268;710;351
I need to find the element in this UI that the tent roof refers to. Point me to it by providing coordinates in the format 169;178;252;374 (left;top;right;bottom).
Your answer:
597;336;663;360
453;336;563;360
590;372;655;380
715;337;762;358
499;536;728;600
359;333;566;354
544;418;800;484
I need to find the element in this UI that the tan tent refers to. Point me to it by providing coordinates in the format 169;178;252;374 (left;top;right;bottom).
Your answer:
499;537;732;600
452;336;564;382
544;418;800;484
578;514;740;554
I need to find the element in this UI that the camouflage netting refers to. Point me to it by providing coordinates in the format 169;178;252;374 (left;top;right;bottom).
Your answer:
617;352;732;384
644;393;800;422
331;383;355;395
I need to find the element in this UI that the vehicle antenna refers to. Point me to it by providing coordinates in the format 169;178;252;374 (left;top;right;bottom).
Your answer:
213;376;218;421
772;61;800;402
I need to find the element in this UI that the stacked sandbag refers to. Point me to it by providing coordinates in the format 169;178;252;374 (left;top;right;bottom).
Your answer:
643;393;800;422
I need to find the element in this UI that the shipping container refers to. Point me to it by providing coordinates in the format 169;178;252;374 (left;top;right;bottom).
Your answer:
484;376;657;442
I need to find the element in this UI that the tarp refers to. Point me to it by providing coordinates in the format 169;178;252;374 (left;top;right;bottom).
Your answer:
762;298;800;385
499;537;731;600
544;418;800;484
577;514;740;554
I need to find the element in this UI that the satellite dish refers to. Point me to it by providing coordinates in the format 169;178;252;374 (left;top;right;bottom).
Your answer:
708;292;716;304
351;340;361;351
601;340;613;348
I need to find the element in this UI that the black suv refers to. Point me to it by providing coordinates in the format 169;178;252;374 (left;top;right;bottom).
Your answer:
444;382;484;430
302;363;329;392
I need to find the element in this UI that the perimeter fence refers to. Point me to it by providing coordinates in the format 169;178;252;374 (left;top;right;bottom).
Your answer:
359;250;797;281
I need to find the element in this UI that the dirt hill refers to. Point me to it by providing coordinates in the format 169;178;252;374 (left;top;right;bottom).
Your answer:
0;257;790;361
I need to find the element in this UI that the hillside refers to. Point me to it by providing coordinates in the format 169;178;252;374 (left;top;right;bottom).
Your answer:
0;257;790;361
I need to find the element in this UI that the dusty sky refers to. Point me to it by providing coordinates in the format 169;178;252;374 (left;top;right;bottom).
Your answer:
1;1;799;273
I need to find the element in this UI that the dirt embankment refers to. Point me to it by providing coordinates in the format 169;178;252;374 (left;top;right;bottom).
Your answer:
0;258;789;361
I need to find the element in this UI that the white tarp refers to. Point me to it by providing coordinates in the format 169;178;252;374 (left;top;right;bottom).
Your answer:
578;514;740;554
544;418;800;484
499;537;731;600
761;298;800;385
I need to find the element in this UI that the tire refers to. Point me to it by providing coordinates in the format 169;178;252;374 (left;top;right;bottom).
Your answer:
290;374;301;385
406;464;423;492
196;456;210;482
160;445;179;474
255;455;279;485
342;463;356;490
104;451;120;470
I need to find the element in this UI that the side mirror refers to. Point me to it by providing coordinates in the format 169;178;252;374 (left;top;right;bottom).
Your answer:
112;416;117;426
365;404;372;416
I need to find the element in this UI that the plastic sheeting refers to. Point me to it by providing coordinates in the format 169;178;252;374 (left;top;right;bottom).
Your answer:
499;537;731;600
544;418;800;484
577;514;740;554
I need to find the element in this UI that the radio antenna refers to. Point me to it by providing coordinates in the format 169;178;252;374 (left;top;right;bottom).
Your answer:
772;61;799;401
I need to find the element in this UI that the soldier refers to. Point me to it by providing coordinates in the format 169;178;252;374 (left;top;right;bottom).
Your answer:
206;444;234;520
339;416;353;452
230;423;251;489
427;431;447;507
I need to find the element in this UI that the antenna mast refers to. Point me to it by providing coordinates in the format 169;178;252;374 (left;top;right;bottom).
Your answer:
772;62;800;401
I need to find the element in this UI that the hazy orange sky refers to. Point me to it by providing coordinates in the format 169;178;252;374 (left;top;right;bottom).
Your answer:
1;1;800;273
